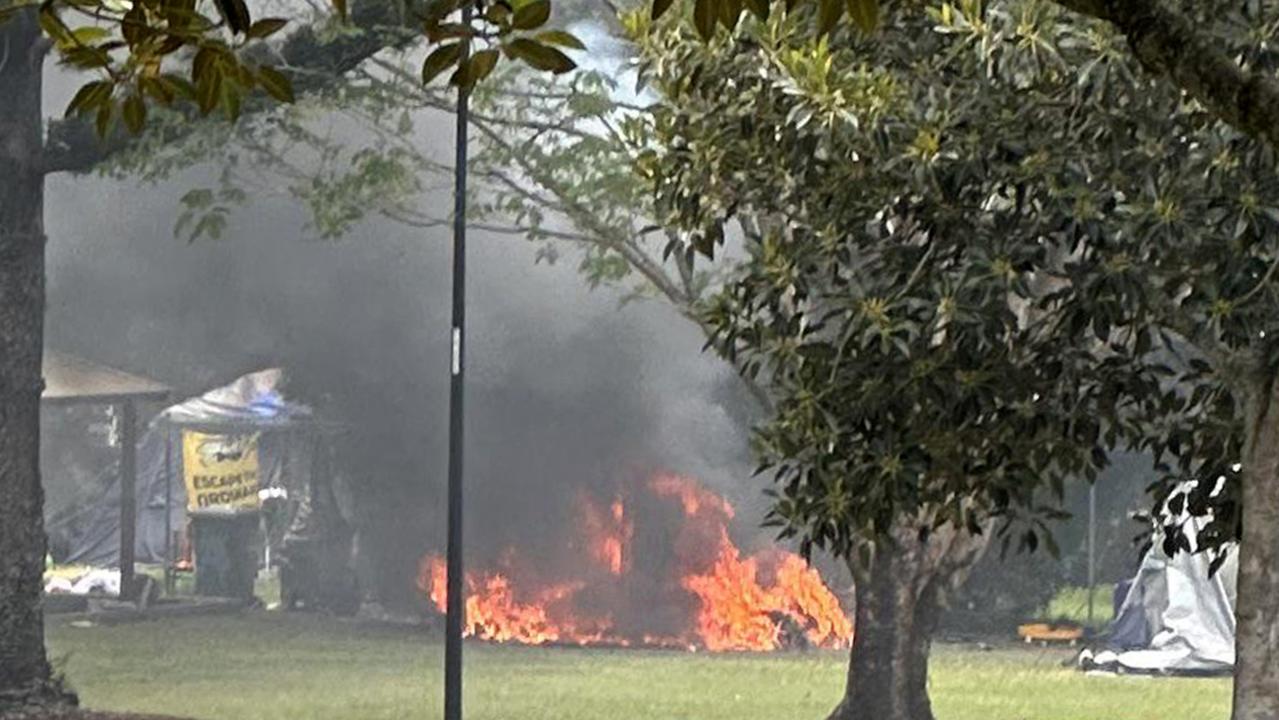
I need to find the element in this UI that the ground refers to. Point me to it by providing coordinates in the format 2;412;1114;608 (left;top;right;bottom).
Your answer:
44;612;1230;720
0;712;186;720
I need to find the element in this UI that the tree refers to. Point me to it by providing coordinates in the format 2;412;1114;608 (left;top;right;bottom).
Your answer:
649;0;1279;152
0;0;578;707
0;10;66;710
628;2;1279;719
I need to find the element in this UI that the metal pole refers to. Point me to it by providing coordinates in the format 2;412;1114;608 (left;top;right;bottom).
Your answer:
1087;482;1096;628
164;423;173;596
444;11;471;720
119;400;138;600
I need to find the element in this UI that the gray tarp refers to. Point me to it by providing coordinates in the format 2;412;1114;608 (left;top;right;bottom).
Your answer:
55;369;313;567
1084;485;1237;675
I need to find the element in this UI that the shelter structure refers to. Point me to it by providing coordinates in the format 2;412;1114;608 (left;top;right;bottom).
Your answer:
1079;484;1237;676
42;351;171;598
56;368;356;608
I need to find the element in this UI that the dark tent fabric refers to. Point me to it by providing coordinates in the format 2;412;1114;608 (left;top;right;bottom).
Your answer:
55;369;314;567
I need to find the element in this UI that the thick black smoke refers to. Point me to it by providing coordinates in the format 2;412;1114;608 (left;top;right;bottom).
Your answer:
41;111;762;608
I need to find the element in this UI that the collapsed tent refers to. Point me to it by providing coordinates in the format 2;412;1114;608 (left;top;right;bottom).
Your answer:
52;369;335;569
1080;490;1237;676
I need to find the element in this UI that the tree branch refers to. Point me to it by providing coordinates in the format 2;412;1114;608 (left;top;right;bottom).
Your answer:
1054;0;1279;148
42;0;410;175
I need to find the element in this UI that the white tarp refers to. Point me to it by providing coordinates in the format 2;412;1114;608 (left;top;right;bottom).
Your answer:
1081;484;1236;676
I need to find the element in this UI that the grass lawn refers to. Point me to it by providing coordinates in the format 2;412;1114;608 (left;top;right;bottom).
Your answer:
46;612;1230;720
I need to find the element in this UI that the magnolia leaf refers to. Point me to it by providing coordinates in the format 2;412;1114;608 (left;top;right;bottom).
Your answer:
60;46;111;70
743;0;768;20
122;92;147;134
422;42;464;85
504;37;576;73
536;29;584;49
818;0;842;36
94;101;113;138
247;18;288;39
846;0;878;33
511;0;549;29
213;0;252;34
139;76;174;104
485;3;511;25
426;21;473;42
693;0;716;40
196;69;220;115
454;48;499;87
220;77;242;120
156;34;186;56
423;0;460;22
37;7;70;46
257;66;295;102
162;73;197;101
121;5;148;46
70;26;111;44
192;45;220;84
65;80;113;118
717;0;741;30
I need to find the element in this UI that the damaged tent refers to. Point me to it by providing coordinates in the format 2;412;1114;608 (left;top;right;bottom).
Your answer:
51;368;357;610
1080;485;1237;676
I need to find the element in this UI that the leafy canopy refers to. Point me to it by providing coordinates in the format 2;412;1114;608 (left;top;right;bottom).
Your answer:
1;0;581;135
626;0;1279;558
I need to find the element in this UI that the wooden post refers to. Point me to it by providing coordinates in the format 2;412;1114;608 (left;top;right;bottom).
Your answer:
119;399;137;600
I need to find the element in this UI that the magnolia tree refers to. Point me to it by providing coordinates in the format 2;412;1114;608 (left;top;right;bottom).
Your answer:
628;2;1279;719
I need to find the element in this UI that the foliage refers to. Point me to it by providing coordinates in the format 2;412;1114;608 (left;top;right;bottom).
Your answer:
626;0;1279;561
1;0;580;137
645;0;1279;151
103;36;745;328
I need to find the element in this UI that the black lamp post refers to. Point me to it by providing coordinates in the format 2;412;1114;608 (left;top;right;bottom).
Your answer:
444;8;472;720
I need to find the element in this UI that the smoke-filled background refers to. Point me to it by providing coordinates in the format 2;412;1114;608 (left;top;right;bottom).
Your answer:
36;17;1148;621
38;30;782;607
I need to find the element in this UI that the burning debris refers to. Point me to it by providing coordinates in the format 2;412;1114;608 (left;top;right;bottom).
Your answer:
418;473;852;652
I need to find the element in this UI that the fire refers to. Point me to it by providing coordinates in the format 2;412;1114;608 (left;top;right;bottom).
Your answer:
418;473;852;652
578;491;632;576
771;554;855;647
682;534;782;651
650;472;734;518
418;555;603;645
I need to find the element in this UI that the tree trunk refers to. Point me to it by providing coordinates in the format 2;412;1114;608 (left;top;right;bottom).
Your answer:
0;10;69;710
1233;369;1279;720
826;522;989;720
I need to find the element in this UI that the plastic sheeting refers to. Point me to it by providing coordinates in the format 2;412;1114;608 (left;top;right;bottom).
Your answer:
1085;490;1237;676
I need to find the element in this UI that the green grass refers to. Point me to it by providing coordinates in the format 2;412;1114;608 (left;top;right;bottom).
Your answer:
1038;585;1118;628
46;612;1230;720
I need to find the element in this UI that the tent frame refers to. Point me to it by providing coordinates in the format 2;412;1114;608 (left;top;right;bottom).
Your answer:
42;353;171;599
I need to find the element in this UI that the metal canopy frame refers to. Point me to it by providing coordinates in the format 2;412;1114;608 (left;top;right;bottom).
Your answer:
41;352;171;599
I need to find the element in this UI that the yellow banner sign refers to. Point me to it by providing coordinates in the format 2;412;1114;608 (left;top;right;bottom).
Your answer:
182;431;262;512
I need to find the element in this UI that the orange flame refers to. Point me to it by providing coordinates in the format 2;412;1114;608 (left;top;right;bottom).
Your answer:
681;532;781;651
417;473;852;652
650;472;735;519
771;554;855;647
579;491;632;576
